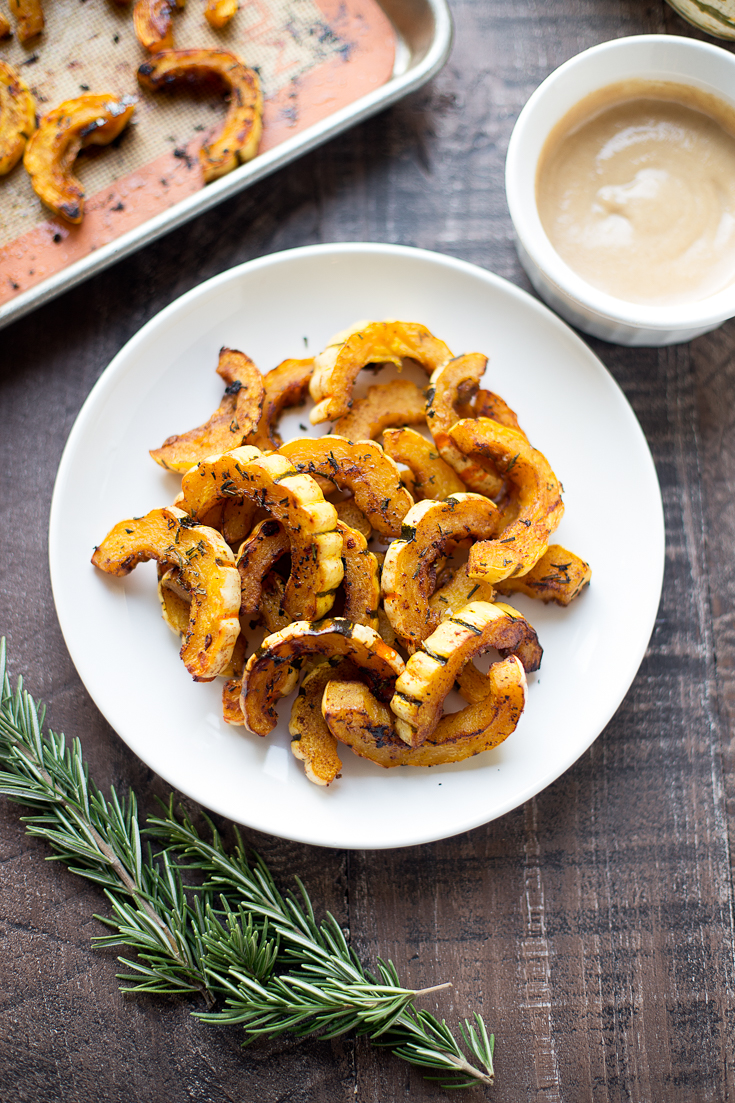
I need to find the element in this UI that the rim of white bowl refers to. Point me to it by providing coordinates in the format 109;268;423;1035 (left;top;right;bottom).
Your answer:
506;34;735;333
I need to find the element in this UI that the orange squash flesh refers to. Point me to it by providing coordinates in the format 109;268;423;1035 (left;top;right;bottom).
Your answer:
133;0;183;51
204;0;237;27
337;520;380;630
382;427;466;501
334;499;372;540
289;661;354;785
245;358;313;451
495;544;591;605
390;600;541;746
332;379;427;441
137;49;262;182
150;348;264;473
324;657;526;767
309;321;453;424
0;61;36;175
425;354;504;499
240;618;405;736
91;507;240;680
381;494;500;646
23;94;136;224
278;436;414;538
474;389;527;437
8;0;43;41
236;517;290;617
449;417;565;584
428;561;496;626
180;449;342;621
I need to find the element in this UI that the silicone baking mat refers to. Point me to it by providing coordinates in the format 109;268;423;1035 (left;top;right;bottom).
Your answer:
0;0;395;305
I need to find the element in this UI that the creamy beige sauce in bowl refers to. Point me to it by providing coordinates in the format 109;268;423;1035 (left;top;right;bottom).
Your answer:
536;80;735;305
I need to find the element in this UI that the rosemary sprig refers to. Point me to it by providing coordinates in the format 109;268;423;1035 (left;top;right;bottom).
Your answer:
0;639;494;1090
151;807;495;1087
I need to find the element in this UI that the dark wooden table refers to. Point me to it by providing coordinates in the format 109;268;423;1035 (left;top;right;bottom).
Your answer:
2;2;734;1100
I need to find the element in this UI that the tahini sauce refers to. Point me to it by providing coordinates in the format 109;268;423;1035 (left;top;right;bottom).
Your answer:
536;81;735;305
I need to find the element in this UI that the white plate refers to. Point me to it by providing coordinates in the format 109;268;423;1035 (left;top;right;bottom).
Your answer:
49;243;664;850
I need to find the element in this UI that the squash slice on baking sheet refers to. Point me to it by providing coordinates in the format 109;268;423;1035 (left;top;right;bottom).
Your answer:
137;50;262;182
0;61;35;176
8;0;43;42
23;94;136;224
133;0;184;52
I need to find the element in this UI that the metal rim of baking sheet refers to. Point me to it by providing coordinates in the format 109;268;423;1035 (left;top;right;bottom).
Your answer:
0;0;452;333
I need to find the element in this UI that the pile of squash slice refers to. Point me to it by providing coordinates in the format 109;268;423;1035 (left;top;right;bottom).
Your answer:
93;322;592;786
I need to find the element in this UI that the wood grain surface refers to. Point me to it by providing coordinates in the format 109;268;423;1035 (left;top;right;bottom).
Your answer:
2;1;734;1100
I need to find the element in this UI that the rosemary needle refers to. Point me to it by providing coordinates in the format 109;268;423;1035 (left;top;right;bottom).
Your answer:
0;638;494;1090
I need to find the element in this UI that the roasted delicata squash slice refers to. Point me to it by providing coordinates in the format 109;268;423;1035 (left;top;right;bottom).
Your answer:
495;544;591;605
0;62;36;176
240;618;405;736
137;50;262;182
236;517;290;618
222;497;259;547
278;436;414;538
9;0;43;42
133;0;184;52
377;606;397;649
381;494;500;646
425;354;504;499
204;0;237;28
325;656;526;767
222;675;245;724
245;358;313;451
449;418;565;583
222;565;297;726
222;616;298;726
336;520;380;630
157;564;190;637
219;623;248;679
0;14;10;37
92;506;240;680
157;563;254;676
150;348;264;473
334;499;371;540
390;600;542;746
428;560;496;626
260;570;291;633
382;427;466;502
180;448;342;621
289;661;356;785
309;321;453;424
455;660;497;706
24;94;136;224
475;389;527;438
332;379;427;442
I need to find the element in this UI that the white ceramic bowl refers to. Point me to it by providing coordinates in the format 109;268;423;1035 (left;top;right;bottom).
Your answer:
506;35;735;346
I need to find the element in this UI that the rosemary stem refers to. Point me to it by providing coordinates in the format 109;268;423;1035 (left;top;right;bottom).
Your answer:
412;982;452;999
446;1056;494;1087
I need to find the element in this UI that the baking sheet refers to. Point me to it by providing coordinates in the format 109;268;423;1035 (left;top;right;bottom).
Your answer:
0;0;451;328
